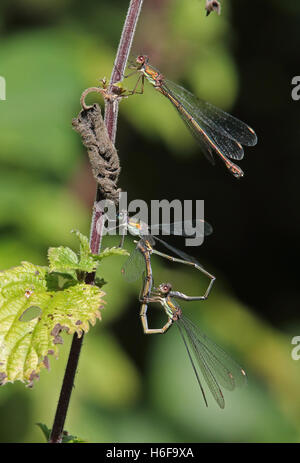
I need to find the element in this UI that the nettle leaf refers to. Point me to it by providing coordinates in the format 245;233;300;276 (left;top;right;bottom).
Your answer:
48;231;96;274
48;246;80;275
0;262;105;386
71;229;97;272
71;229;90;261
48;231;130;276
71;231;130;270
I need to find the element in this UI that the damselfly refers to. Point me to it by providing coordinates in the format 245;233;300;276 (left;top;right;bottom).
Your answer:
120;214;215;299
138;240;247;409
126;55;257;178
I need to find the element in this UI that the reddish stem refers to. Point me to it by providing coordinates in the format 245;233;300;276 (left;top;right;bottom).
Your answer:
49;0;144;443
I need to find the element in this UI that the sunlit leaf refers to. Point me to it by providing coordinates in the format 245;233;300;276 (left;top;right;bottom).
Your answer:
71;229;91;261
47;232;128;275
71;229;96;272
0;262;105;386
48;246;80;273
48;231;95;274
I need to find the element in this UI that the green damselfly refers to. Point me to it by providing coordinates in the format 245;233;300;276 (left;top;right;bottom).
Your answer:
119;213;215;300
126;55;257;178
138;240;247;409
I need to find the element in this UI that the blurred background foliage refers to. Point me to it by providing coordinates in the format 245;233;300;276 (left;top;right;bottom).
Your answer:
0;0;300;443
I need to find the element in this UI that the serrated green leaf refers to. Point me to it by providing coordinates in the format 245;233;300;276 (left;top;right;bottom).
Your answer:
0;262;105;386
71;229;90;259
48;231;98;274
92;247;130;261
71;229;96;272
48;246;79;273
48;244;96;274
48;233;129;276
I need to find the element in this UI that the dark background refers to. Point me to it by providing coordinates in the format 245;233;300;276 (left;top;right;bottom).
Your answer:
0;0;299;443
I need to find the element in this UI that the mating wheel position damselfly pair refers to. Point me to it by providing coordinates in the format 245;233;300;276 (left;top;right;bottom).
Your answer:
136;238;247;409
119;55;258;178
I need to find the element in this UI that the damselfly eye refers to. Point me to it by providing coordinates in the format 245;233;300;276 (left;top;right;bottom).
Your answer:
136;55;146;64
161;283;171;293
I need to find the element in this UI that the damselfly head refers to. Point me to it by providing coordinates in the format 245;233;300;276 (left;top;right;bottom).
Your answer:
128;218;150;237
117;210;129;232
136;55;148;67
158;283;172;295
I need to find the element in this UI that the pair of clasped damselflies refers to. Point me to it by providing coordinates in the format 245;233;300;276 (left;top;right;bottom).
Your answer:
119;55;257;178
137;238;247;409
119;213;215;300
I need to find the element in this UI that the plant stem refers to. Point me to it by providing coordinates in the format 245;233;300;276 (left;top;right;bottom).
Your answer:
49;0;144;443
48;334;83;443
105;0;144;142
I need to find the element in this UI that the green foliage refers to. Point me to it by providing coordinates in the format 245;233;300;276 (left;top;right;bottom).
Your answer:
71;230;95;271
48;246;82;275
0;231;130;387
48;230;129;275
0;260;105;386
36;423;87;443
36;423;51;442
